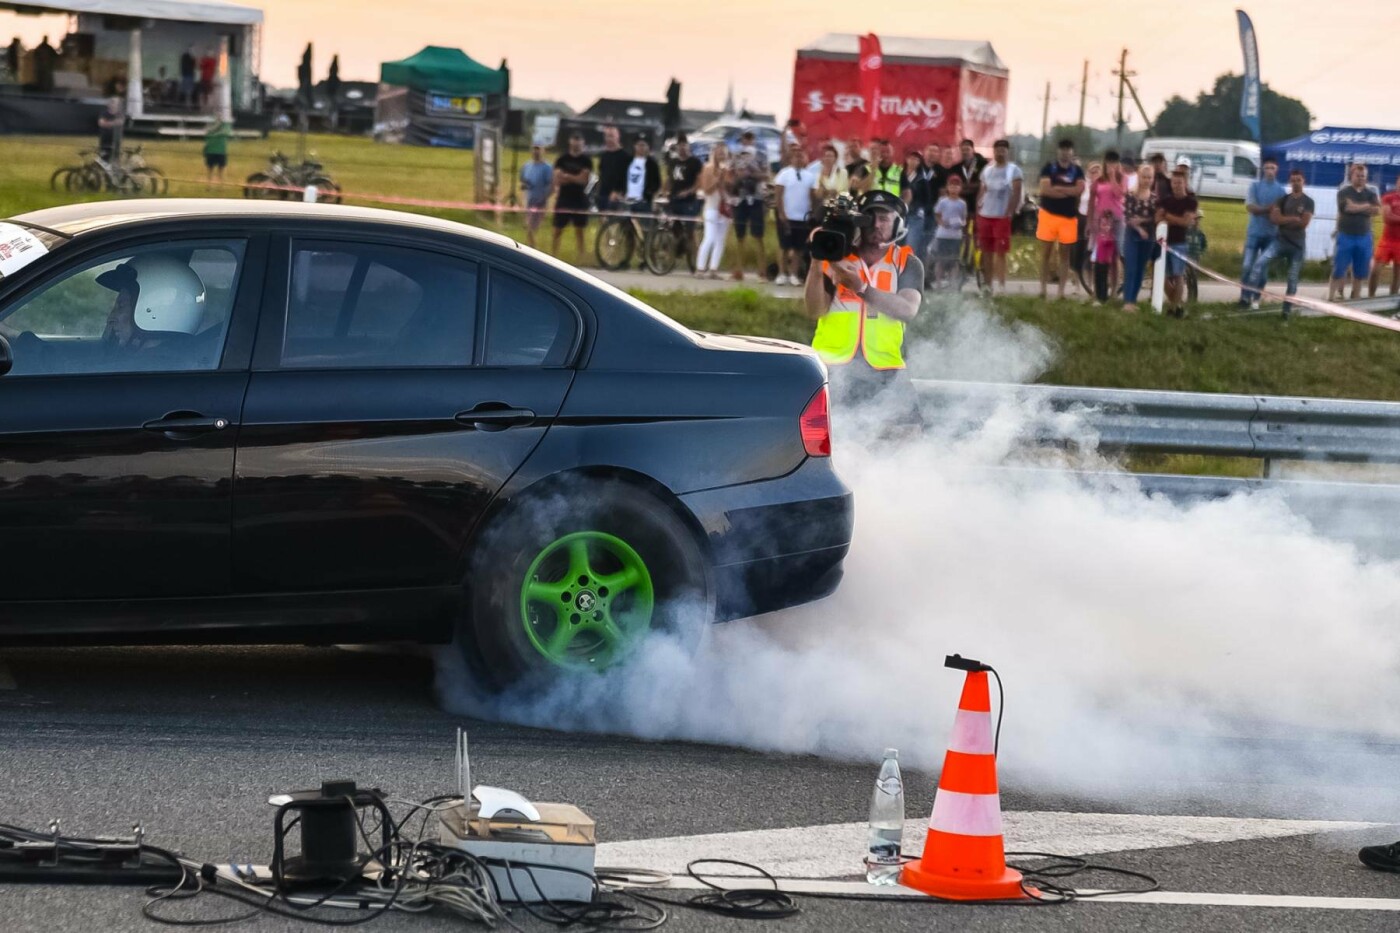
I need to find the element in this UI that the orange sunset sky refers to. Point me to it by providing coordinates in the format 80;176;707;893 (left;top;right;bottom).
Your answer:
2;0;1396;135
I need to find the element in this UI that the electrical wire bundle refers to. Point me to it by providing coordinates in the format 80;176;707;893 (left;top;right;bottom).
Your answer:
130;794;666;930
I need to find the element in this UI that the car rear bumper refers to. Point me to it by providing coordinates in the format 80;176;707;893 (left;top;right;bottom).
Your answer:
678;458;854;622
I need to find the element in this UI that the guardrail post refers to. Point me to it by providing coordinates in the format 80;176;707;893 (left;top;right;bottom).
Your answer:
1151;222;1168;314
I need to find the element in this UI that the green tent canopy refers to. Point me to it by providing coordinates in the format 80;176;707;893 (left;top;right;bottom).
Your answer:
380;46;506;95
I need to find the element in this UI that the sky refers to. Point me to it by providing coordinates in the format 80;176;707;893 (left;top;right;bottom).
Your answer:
3;0;1396;135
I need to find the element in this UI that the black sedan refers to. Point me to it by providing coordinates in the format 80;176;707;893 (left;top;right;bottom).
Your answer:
0;200;852;688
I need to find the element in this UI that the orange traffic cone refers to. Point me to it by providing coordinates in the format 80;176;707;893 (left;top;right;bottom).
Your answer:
900;660;1029;900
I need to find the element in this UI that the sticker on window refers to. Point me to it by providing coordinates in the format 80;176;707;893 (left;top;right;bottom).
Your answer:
0;222;50;278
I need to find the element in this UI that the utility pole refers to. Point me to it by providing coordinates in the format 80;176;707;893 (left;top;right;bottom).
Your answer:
1077;59;1089;130
1039;80;1053;164
1124;73;1154;137
1112;48;1133;149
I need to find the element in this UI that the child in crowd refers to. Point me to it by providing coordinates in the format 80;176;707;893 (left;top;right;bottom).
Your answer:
933;174;967;289
1186;210;1209;263
1092;212;1118;304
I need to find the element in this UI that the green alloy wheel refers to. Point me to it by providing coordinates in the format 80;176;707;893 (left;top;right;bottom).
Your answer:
461;481;710;691
519;531;655;670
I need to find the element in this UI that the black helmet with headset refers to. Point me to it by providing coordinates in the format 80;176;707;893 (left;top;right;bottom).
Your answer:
856;189;907;243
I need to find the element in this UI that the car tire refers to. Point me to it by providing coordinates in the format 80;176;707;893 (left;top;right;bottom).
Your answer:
460;480;710;692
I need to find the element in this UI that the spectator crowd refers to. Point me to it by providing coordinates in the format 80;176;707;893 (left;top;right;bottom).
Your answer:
520;121;1400;317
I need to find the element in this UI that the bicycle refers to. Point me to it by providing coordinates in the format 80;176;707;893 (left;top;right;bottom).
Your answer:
51;146;166;196
245;151;343;203
641;198;698;276
594;200;654;271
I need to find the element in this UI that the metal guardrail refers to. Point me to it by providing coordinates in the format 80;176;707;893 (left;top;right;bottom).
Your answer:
913;380;1400;470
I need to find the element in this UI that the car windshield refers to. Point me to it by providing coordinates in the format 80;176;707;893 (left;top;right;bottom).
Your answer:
0;220;67;283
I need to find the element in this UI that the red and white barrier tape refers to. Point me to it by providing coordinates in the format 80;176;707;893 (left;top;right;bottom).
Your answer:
1160;237;1400;334
173;175;712;223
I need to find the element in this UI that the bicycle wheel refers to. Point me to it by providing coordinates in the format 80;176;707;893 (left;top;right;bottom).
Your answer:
307;176;342;204
644;227;680;275
595;218;635;271
50;167;77;191
1076;251;1095;294
70;164;103;193
128;168;165;197
244;172;280;199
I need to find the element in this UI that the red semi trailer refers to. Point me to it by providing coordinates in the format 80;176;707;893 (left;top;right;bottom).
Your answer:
791;34;1009;156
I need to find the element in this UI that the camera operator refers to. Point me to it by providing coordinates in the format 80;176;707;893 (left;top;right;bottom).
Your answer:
803;190;924;430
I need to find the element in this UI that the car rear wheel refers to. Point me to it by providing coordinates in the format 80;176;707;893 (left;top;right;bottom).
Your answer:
461;481;709;691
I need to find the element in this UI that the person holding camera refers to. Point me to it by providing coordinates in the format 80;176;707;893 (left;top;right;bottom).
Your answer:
803;190;924;428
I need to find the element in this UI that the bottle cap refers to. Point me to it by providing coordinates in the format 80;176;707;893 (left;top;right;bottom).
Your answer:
883;748;898;760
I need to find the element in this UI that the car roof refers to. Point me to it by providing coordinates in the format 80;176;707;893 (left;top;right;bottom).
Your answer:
12;199;520;248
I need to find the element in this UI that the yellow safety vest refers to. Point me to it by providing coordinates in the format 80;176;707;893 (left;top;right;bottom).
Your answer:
811;245;912;370
872;163;902;197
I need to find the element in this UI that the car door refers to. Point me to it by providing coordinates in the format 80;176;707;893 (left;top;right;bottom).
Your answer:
0;234;262;602
232;234;581;594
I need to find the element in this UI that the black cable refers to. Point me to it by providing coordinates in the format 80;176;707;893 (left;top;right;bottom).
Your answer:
625;859;800;921
988;664;1005;757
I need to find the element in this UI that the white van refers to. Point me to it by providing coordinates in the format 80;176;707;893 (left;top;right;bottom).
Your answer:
1141;137;1261;200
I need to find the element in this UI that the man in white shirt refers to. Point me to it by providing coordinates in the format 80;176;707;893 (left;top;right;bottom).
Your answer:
975;139;1024;294
774;144;819;286
623;137;660;211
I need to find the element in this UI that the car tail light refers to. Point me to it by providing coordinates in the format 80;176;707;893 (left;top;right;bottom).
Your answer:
800;386;831;457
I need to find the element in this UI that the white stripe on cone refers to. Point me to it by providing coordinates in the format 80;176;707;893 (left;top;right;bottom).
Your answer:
947;709;994;754
929;788;1005;837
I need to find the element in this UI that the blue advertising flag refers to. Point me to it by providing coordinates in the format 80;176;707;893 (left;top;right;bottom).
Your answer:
1237;9;1262;141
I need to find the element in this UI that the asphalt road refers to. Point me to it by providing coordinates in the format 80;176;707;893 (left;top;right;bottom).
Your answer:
1;643;1399;932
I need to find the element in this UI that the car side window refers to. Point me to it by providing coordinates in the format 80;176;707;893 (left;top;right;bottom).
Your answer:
282;241;477;369
0;239;244;377
1234;156;1258;178
484;270;577;367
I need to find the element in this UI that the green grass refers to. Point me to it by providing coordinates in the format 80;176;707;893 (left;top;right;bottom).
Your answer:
636;288;1400;401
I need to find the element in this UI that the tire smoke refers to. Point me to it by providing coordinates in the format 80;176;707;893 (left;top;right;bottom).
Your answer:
436;298;1400;814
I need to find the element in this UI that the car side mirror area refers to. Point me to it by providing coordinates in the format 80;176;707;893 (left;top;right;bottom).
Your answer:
0;333;12;377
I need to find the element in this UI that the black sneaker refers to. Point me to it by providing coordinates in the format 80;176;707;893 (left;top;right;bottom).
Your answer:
1359;841;1400;872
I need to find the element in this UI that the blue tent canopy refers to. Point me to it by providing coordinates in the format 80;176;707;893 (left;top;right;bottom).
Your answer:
1263;126;1400;189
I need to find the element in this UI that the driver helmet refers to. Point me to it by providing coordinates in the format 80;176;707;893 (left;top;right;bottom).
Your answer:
856;189;907;243
97;255;206;334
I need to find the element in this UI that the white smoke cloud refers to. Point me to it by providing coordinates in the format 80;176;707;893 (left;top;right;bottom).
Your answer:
435;296;1400;814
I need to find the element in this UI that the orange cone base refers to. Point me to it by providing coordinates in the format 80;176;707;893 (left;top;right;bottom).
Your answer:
899;860;1030;901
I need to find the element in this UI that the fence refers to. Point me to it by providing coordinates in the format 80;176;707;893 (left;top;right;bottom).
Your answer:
911;379;1400;557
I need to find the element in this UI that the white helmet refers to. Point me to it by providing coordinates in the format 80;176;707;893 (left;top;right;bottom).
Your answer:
1174;155;1193;170
100;255;206;334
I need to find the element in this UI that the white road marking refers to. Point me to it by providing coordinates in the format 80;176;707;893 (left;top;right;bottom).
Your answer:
596;811;1386;881
651;877;1400;911
0;659;15;690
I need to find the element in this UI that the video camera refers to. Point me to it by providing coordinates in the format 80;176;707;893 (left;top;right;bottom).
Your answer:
809;194;872;262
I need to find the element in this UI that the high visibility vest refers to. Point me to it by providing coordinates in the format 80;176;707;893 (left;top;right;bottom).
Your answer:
872;163;902;197
811;245;913;370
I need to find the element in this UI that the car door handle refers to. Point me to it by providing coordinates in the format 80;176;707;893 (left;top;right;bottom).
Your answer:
453;406;537;431
142;413;232;437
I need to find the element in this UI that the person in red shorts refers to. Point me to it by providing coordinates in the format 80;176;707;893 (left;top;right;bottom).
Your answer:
976;139;1023;295
1370;180;1400;297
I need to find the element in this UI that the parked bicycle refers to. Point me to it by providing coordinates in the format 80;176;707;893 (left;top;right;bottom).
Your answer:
641;198;698;276
244;151;342;203
50;146;167;197
595;200;656;272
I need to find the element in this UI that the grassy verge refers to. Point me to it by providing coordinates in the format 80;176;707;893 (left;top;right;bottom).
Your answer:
635;288;1400;401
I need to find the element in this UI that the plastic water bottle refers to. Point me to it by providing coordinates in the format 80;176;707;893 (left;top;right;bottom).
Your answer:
865;748;904;885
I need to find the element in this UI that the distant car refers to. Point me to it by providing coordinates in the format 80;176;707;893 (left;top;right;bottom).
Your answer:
684;120;784;170
0;201;852;688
